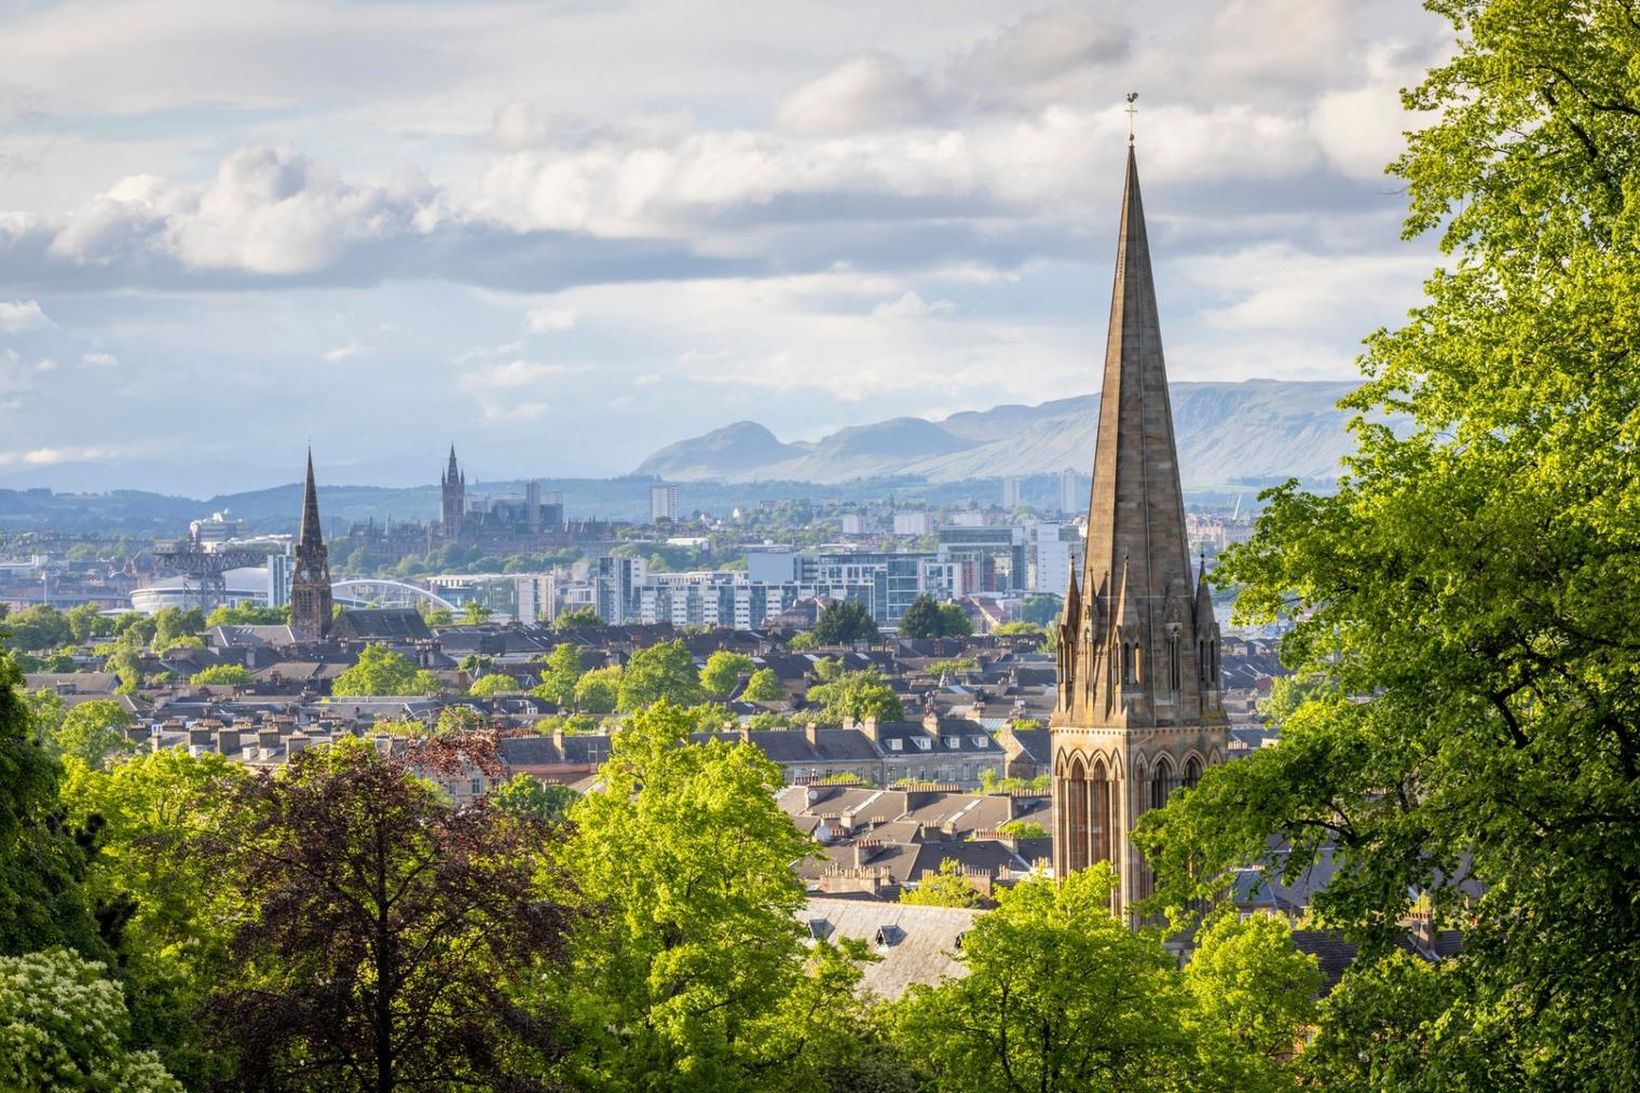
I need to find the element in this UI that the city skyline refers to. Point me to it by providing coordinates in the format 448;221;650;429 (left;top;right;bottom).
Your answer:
0;1;1449;494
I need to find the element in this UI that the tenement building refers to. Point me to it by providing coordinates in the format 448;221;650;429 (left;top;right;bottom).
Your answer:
1052;144;1227;919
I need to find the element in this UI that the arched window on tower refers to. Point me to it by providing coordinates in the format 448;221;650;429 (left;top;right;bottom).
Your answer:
1122;642;1132;684
1149;755;1174;811
1168;635;1181;691
1197;640;1206;682
1184;756;1202;790
1133;644;1142;684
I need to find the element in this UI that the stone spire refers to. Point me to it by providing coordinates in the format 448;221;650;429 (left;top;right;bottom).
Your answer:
291;449;333;641
298;448;323;550
1058;146;1216;729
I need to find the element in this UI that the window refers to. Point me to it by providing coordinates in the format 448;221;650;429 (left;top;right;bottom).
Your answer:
970;735;989;749
945;737;960;749
469;778;482;795
1169;636;1181;691
887;738;903;752
914;737;932;751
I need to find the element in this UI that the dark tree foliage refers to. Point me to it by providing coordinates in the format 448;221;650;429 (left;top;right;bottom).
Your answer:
897;595;971;639
204;735;576;1092
810;600;879;645
0;651;108;962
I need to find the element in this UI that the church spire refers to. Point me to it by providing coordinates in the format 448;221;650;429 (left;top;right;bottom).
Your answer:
298;448;323;549
291;449;333;642
1064;144;1206;728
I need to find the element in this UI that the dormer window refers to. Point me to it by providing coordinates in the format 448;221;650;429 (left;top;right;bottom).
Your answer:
944;737;960;749
914;737;932;751
887;738;903;751
970;736;989;749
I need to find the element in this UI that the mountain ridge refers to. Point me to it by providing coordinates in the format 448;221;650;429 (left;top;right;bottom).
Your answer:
635;379;1362;487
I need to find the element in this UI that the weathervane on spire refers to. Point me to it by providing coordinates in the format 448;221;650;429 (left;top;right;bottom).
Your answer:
1125;92;1138;145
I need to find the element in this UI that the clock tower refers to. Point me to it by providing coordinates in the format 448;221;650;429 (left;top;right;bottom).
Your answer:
291;450;333;641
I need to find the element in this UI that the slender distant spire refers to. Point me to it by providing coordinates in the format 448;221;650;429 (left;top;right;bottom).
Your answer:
298;448;323;549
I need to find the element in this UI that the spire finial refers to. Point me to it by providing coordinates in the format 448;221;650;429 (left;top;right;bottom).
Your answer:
1125;92;1138;145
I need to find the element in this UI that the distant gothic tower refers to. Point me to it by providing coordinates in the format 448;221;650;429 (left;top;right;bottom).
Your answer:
1051;146;1228;919
441;445;466;541
291;450;333;641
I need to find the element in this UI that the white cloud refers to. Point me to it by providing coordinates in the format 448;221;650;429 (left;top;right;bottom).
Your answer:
0;445;122;466
0;299;47;332
872;291;955;320
776;53;925;136
524;306;577;332
322;342;367;362
1183;242;1429;337
35;357;58;372
1309;45;1431;180
776;5;1128;135
81;350;118;366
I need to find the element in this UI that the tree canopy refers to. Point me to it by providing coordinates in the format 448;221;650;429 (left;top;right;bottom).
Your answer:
810;600;879;645
330;643;443;697
1135;3;1640;1085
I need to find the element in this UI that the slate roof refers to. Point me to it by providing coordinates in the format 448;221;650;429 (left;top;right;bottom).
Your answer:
799;897;977;1000
332;609;431;642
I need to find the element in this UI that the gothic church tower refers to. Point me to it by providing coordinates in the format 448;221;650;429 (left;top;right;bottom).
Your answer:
291;450;333;641
1051;145;1228;918
441;445;466;541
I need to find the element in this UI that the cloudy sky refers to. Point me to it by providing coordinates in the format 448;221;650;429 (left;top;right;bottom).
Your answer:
0;0;1452;495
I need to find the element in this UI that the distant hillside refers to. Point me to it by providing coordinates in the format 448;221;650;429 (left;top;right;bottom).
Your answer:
634;380;1362;487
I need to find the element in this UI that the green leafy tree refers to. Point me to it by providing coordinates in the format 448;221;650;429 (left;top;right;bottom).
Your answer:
3;605;73;651
0;654;108;961
460;601;492;625
554;606;604;630
936;602;972;637
741;667;785;703
617;639;703;710
0;948;182;1092
331;643;439;697
810;600;879;645
1019;594;1062;627
435;705;487;735
807;668;905;725
1184;913;1321;1083
148;608;203;652
64;602;115;643
994;819;1048;841
532;643;585;706
188;664;252;687
564;702;862;1085
467;672;520;696
204;603;289;626
573;666;621;714
53;700;135;769
896;595;944;640
700;651;755;698
787;630;818;650
887;867;1194;1090
898;858;982;907
1299;950;1494;1089
61;749;251;1084
205;736;574;1091
491;773;579;823
899;595;971;639
1135;5;1640;1085
423;607;454;627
